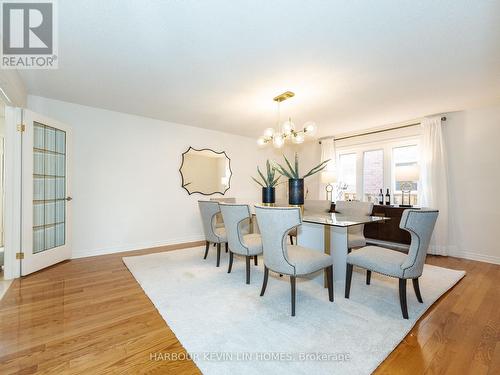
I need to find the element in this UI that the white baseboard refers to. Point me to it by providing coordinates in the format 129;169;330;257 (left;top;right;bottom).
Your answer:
447;249;500;265
71;235;206;259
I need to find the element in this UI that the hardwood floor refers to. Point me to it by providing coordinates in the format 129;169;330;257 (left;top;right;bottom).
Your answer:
0;244;498;374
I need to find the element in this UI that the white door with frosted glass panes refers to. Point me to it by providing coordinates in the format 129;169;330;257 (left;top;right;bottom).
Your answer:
21;110;71;276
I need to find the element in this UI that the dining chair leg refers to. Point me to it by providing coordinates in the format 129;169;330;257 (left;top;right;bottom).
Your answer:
225;242;228;253
254;255;258;266
412;278;423;303
347;248;352;254
245;256;251;284
290;276;296;316
399;278;409;319
260;266;269;296
289;235;294;245
216;243;221;267
345;264;353;298
326;265;334;302
366;270;371;285
227;251;234;273
203;241;209;259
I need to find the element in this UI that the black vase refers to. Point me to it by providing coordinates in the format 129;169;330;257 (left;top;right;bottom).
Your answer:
288;178;304;205
262;187;275;205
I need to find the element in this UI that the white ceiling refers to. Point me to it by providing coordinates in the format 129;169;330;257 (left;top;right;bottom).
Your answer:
19;0;500;138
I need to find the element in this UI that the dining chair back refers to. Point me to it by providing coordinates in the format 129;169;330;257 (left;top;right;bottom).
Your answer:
255;206;301;275
219;203;252;256
198;200;222;243
399;209;439;278
335;201;374;249
198;200;228;267
304;199;332;213
220;203;263;283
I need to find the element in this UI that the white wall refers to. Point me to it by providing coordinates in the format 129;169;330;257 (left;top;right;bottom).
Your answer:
27;96;270;258
0;70;27;107
444;105;500;264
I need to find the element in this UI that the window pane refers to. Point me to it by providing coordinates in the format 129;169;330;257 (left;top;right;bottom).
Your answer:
338;153;356;197
363;150;383;200
32;121;67;254
393;145;419;205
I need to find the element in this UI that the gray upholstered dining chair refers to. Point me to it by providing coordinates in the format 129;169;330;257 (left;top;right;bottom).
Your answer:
288;199;332;245
255;206;334;316
345;209;439;319
198;200;228;267
334;201;374;252
210;197;236;228
220;203;262;284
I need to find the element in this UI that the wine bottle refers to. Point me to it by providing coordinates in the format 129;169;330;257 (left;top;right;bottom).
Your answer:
378;189;384;205
385;188;391;206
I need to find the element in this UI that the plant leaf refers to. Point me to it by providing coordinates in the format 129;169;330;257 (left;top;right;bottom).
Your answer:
273;162;293;179
266;160;272;183
270;176;281;187
303;161;328;177
283;154;297;178
306;163;329;177
257;167;268;186
303;159;331;178
279;167;293;179
294;153;299;179
252;176;265;187
303;164;327;178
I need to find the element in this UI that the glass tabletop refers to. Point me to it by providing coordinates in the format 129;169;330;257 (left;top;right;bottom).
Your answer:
302;212;390;227
245;203;390;227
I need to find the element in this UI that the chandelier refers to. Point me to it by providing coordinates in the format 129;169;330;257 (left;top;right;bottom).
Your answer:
257;91;317;148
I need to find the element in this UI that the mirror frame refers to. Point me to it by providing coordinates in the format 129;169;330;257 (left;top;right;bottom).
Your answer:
179;146;232;196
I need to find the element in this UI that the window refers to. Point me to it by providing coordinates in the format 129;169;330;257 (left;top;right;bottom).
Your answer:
363;149;383;200
338;153;356;198
335;137;420;205
393;145;418;205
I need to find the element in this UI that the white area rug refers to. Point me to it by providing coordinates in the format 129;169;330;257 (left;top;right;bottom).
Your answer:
123;247;465;375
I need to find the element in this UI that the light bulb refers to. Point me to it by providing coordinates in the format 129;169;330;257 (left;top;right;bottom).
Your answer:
304;121;317;136
264;127;274;138
282;119;295;135
257;137;267;147
292;133;305;144
272;133;284;148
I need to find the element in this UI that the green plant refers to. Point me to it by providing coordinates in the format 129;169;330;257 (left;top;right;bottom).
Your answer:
273;153;330;179
252;160;281;187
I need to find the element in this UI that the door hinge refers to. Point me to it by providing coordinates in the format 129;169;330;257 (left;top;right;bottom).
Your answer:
16;252;25;260
17;124;26;132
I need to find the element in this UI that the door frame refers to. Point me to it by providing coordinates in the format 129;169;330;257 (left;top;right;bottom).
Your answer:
3;106;22;279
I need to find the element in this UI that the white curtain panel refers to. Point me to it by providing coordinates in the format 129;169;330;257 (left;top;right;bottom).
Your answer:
320;138;336;171
419;116;449;255
320;138;337;201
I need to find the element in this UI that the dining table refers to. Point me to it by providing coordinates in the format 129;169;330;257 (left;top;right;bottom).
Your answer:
244;202;390;284
297;212;390;284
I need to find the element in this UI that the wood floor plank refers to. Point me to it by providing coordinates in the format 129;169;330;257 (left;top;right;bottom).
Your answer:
0;243;498;375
